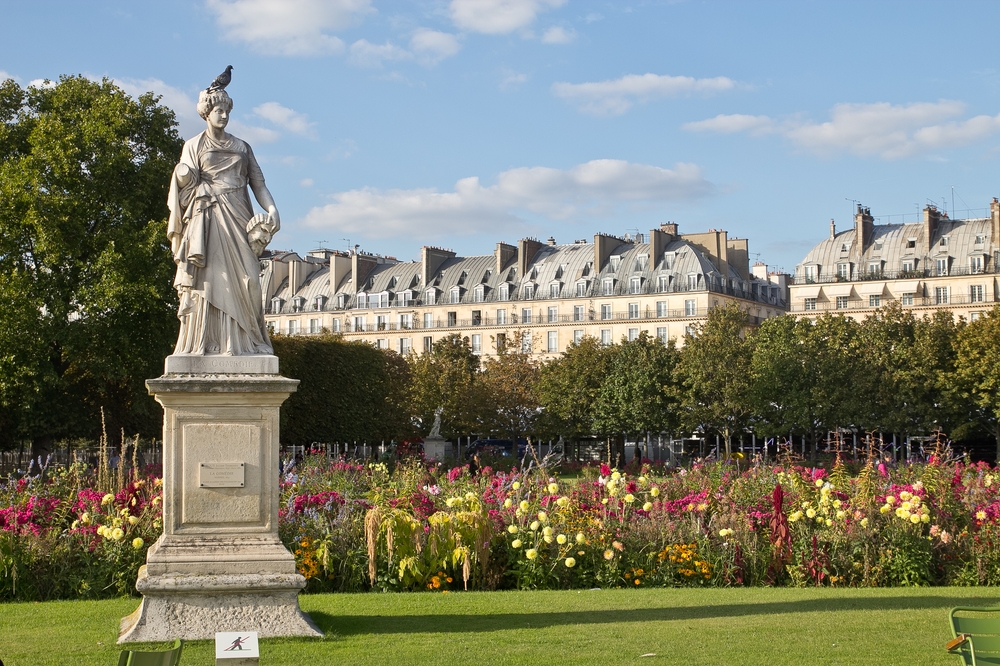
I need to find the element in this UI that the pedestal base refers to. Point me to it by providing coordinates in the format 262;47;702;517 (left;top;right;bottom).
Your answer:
119;567;321;642
423;436;450;461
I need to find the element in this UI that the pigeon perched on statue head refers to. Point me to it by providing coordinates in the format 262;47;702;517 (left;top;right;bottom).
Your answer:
206;65;233;93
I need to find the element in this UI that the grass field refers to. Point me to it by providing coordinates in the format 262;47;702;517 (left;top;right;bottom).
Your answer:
1;587;996;665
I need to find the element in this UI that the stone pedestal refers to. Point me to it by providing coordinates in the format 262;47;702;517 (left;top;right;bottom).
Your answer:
119;356;321;643
422;436;450;461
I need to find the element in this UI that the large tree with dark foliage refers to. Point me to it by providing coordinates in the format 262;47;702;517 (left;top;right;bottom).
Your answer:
0;75;182;453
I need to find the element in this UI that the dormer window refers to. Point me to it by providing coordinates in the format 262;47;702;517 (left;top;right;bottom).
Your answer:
841;243;848;252
372;292;389;308
663;252;675;270
657;275;669;292
313;295;326;311
336;294;346;309
473;284;485;302
971;256;984;274
610;256;621;272
906;239;916;249
457;271;467;286
356;293;367;309
523;284;535;300
450;286;461;304
425;288;436;306
975;235;986;246
575;281;587;297
874;242;883;252
270;297;284;314
687;274;700;290
630;277;642;294
549;282;560;298
940;236;949;247
399;290;412;307
499;283;509;301
602;278;614;296
292;296;305;313
634;255;648;271
387;276;397;290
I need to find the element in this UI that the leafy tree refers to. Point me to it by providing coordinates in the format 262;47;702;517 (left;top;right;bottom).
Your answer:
536;335;613;441
950;306;1000;461
274;334;413;446
593;332;681;464
479;331;540;443
678;303;754;456
0;75;182;453
407;333;482;439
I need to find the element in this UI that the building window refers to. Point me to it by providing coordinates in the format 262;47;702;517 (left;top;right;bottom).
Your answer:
523;284;534;300
471;334;482;354
521;332;532;353
600;304;612;320
630;277;641;295
628;303;639;319
314;295;326;311
656;301;667;317
971;256;984;274
337;294;347;309
496;309;507;325
901;293;914;306
657;275;669;293
868;262;881;276
374;339;387;349
292;296;304;313
547;331;558;353
602;279;614;296
376;315;388;330
628;328;639;341
447;312;457;327
836;296;849;309
332;318;341;332
267;321;276;334
399;338;412;354
449;287;460;304
309;318;320;334
936;258;948;276
549;283;560;298
473;285;484;302
600;329;612;346
573;305;584;322
499;284;509;301
935;286;949;304
496;333;507;352
971;285;985;303
684;325;696;337
353;316;365;331
471;310;482;326
687;274;700;290
610;256;621;272
906;239;916;249
400;291;412;307
971;311;983;322
836;263;849;279
377;293;390;308
573;330;584;344
521;308;532;324
869;295;881;308
902;260;915;273
940;236;949;247
684;299;696;316
656;326;667;343
423;313;434;329
802;266;816;283
288;320;300;334
400;313;412;329
356;293;367;309
663;252;675;270
804;298;817;311
423;336;433;352
576;281;587;297
425;289;436;305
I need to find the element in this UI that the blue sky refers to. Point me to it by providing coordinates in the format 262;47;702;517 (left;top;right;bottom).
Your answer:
4;1;1000;273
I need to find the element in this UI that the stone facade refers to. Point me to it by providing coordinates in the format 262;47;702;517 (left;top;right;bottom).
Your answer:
262;224;789;357
790;201;1000;322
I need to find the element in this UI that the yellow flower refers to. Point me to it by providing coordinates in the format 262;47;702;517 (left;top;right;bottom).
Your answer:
80;512;91;525
537;511;548;522
909;514;921;524
556;496;570;508
557;534;567;544
901;501;912;511
801;501;811;509
547;483;559;494
511;539;522;549
815;479;824;488
576;532;586;544
603;549;614;560
526;548;538;560
832;499;842;509
101;493;115;506
128;516;139;525
503;499;512;509
624;494;635;504
638;476;647;485
565;557;576;568
825;519;832;527
835;510;846;520
806;508;817;519
543;535;553;544
696;503;707;511
977;510;988;521
880;504;890;514
445;497;459;508
611;471;621;481
71;520;80;529
111;527;125;541
530;521;540;531
899;491;912;501
507;525;518;534
543;526;554;537
886;495;896;505
650;487;660;497
921;513;930;523
788;511;802;522
519;500;530;511
860;517;869;528
132;537;144;549
465;492;476;502
512;481;521;490
601;498;608;505
642;502;653;512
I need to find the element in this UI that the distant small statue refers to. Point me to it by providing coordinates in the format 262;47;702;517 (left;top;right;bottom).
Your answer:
428;407;444;439
167;68;279;356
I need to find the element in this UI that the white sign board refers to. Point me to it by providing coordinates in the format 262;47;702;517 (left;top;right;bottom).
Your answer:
200;462;245;488
215;631;259;659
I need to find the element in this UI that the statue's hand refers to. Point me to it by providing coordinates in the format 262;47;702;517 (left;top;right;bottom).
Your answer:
266;206;280;233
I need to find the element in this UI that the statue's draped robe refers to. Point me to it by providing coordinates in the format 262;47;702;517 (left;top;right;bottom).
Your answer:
167;131;273;355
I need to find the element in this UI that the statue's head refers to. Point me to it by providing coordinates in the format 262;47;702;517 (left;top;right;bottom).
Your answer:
197;89;233;120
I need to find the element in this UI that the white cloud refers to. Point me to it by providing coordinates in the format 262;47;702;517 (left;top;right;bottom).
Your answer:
303;159;714;239
499;68;528;91
683;114;776;135
227;120;280;144
0;71;18;83
348;39;412;68
553;73;737;116
206;0;372;56
410;29;462;66
300;178;314;187
684;100;1000;159
252;101;316;137
115;77;203;138
541;26;575;44
28;78;57;89
449;0;566;35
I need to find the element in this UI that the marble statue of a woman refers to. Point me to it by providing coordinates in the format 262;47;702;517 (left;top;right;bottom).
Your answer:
166;87;277;356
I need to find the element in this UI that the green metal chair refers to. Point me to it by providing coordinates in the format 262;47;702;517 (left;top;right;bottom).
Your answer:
948;607;1000;665
117;639;183;666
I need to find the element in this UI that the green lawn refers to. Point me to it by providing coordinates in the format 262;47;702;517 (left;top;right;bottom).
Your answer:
1;587;996;665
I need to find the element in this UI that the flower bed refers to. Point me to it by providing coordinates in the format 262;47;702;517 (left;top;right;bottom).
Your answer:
3;454;1000;601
